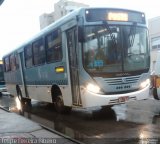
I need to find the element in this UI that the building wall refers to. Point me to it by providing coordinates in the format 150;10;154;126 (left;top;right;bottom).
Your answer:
148;16;160;72
54;0;89;21
39;0;89;30
39;12;55;30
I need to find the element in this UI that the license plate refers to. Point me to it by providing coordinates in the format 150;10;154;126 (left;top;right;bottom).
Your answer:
118;96;129;102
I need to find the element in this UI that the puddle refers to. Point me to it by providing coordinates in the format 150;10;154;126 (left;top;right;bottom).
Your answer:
112;99;160;124
72;106;116;120
1;95;160;125
1;95;160;144
112;104;155;123
20;108;90;142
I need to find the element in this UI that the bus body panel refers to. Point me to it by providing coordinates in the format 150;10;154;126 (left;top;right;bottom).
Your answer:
81;85;149;108
18;20;78;106
4;69;21;96
3;7;150;109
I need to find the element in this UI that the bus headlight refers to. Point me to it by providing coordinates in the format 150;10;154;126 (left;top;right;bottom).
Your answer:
140;79;150;89
86;83;101;94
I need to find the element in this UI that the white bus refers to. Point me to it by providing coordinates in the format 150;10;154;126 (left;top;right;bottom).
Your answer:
3;8;150;113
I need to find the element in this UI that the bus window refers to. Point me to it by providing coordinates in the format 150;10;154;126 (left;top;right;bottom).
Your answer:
46;30;62;63
33;38;45;65
4;57;10;72
10;54;16;71
15;53;19;69
25;44;33;68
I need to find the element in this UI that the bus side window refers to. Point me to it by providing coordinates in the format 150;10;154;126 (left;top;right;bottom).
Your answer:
45;29;62;63
33;38;45;65
25;45;33;68
15;53;19;69
10;54;16;71
4;57;10;72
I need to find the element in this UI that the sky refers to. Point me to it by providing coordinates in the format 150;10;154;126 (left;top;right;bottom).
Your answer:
0;0;159;59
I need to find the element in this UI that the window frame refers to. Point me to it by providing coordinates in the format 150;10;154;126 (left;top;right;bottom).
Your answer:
4;56;11;72
32;37;46;66
24;44;33;68
45;29;63;63
10;53;17;71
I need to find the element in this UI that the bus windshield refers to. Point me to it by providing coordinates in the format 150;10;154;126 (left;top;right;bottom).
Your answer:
83;25;149;75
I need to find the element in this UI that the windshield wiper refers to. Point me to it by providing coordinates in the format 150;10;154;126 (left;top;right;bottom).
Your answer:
102;20;117;48
128;22;137;47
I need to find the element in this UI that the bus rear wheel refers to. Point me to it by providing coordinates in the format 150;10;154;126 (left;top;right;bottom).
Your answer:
54;96;71;113
17;87;31;105
17;88;24;104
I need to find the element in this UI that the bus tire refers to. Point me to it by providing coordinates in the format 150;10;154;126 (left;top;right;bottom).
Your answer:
51;85;71;113
17;87;31;106
24;98;31;106
54;95;71;113
54;95;65;113
153;88;160;100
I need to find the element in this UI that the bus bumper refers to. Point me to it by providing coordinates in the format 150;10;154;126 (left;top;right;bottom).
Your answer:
81;85;150;108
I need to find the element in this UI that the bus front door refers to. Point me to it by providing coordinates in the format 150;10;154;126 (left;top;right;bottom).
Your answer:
66;27;82;106
19;52;28;98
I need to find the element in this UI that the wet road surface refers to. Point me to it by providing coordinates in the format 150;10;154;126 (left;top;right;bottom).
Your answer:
0;95;160;143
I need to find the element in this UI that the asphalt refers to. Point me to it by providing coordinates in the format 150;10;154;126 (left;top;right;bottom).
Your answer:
1;94;160;144
0;108;80;144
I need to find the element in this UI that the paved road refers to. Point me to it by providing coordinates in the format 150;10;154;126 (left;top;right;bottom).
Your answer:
0;94;160;143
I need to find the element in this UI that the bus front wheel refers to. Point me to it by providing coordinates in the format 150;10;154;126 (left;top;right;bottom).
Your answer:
54;96;64;113
54;96;71;113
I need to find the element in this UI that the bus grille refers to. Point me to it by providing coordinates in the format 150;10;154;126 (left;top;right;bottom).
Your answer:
104;75;140;85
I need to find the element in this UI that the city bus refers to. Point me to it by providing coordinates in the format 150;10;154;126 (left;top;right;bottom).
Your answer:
0;60;7;96
3;8;150;113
